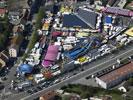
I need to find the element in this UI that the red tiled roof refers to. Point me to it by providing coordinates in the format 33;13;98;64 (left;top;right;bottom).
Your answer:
99;63;133;83
0;8;6;14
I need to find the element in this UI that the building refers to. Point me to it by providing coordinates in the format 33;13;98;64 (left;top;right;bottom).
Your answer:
126;1;133;10
0;50;9;68
96;62;133;89
125;27;133;37
76;8;98;29
117;0;127;8
62;14;89;29
39;91;58;100
12;24;24;34
0;8;6;17
0;0;7;18
0;0;7;8
107;0;116;7
9;34;23;58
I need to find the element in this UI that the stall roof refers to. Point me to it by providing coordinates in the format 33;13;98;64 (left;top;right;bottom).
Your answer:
105;16;112;24
125;27;133;37
52;31;62;37
44;45;59;61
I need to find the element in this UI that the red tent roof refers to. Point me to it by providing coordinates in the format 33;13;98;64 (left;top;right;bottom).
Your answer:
42;45;59;67
52;31;62;37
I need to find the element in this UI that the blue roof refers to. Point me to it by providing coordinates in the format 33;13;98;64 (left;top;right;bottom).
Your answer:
18;64;33;74
105;16;112;24
63;14;89;28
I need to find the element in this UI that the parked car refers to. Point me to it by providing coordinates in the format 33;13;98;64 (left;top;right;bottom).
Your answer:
36;86;43;90
17;81;32;90
0;85;4;90
27;89;34;94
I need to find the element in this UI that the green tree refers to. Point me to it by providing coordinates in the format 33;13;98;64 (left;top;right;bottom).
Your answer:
23;7;45;60
35;7;45;29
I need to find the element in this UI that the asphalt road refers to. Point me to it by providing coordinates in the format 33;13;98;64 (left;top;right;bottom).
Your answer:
18;43;133;100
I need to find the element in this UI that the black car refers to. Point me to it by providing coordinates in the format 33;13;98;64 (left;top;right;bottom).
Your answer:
36;86;43;90
27;89;34;94
0;85;4;90
33;89;38;93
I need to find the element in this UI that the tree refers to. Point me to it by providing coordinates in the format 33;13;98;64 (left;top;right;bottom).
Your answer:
23;7;45;60
35;7;45;29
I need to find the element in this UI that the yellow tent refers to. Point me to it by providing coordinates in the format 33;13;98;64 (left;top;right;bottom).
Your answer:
76;32;88;37
125;27;133;37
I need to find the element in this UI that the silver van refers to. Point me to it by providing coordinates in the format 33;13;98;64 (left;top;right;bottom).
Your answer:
17;81;32;90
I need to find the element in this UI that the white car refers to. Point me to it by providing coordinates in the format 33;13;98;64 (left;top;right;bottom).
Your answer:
53;79;60;84
34;74;45;84
17;81;32;90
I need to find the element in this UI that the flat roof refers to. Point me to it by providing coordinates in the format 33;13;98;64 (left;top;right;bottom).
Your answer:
125;27;133;37
99;62;133;83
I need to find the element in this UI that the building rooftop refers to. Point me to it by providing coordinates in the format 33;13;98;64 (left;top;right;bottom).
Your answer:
39;91;58;100
107;0;116;6
0;8;6;14
10;34;23;49
62;14;89;28
76;8;98;29
99;62;133;83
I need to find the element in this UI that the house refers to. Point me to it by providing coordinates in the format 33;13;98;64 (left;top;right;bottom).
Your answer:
8;10;21;25
107;0;116;7
126;1;133;10
0;50;9;68
0;0;7;8
0;8;6;17
12;24;24;34
95;62;133;89
117;0;127;8
39;91;58;100
9;34;23;58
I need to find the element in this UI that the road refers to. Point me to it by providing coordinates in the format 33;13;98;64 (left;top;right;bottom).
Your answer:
12;43;133;100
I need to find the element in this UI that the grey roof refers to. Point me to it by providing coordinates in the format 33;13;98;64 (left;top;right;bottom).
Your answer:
75;8;98;29
62;61;75;73
62;14;89;28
